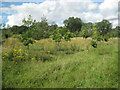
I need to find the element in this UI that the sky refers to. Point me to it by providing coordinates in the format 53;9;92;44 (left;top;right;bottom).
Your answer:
0;0;119;28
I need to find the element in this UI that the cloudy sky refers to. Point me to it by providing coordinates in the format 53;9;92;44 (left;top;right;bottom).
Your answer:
0;0;119;28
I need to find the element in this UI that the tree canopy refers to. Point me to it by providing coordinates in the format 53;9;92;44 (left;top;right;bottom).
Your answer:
96;19;112;37
1;15;118;42
63;17;83;33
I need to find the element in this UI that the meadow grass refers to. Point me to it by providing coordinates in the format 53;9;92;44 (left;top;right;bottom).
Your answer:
2;38;118;88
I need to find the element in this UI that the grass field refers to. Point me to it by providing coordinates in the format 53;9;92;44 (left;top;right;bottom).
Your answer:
2;37;118;88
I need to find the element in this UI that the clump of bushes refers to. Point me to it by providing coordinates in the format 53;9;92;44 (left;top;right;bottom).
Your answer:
2;48;28;64
2;48;54;65
23;38;34;47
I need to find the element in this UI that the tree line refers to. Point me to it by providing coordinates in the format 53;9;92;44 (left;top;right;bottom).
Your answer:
1;15;119;42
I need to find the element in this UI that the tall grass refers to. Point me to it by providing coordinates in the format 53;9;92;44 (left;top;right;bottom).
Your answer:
2;38;118;88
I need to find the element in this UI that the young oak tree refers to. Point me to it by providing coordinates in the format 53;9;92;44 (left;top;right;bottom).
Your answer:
64;30;74;41
91;24;99;48
50;26;74;44
80;24;89;39
23;38;34;49
50;27;63;44
92;24;102;41
21;15;35;49
22;15;36;27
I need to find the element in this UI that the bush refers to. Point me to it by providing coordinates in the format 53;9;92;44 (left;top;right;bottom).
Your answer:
2;48;28;64
50;28;63;43
90;40;97;48
64;30;74;41
22;38;34;49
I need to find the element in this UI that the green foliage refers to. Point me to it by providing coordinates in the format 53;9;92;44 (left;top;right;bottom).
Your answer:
92;24;102;41
64;30;74;41
50;27;74;43
10;25;28;34
84;22;93;37
104;35;109;42
23;16;50;40
30;25;45;39
16;34;23;40
90;40;97;48
2;29;13;39
80;25;89;39
23;38;34;47
59;26;68;36
22;15;35;27
80;22;93;38
63;17;83;33
2;48;28;64
92;21;112;42
96;19;112;38
50;27;63;43
1;15;119;42
111;26;120;37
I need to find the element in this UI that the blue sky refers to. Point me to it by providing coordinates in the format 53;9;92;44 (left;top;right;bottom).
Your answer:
0;0;118;28
1;2;42;23
1;2;40;24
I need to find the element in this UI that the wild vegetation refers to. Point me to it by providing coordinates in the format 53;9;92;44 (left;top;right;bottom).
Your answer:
1;15;119;88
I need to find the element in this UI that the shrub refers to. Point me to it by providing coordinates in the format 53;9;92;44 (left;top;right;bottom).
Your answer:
23;38;34;49
16;34;34;49
64;30;74;41
90;40;97;48
2;48;28;64
50;28;63;43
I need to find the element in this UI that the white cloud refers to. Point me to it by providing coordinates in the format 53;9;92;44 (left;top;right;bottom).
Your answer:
82;12;103;23
2;0;104;2
1;0;46;2
99;0;118;17
99;0;119;27
6;0;99;26
111;20;118;28
5;0;118;28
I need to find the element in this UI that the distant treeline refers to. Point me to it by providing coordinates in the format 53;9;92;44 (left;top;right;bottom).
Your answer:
1;15;120;40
